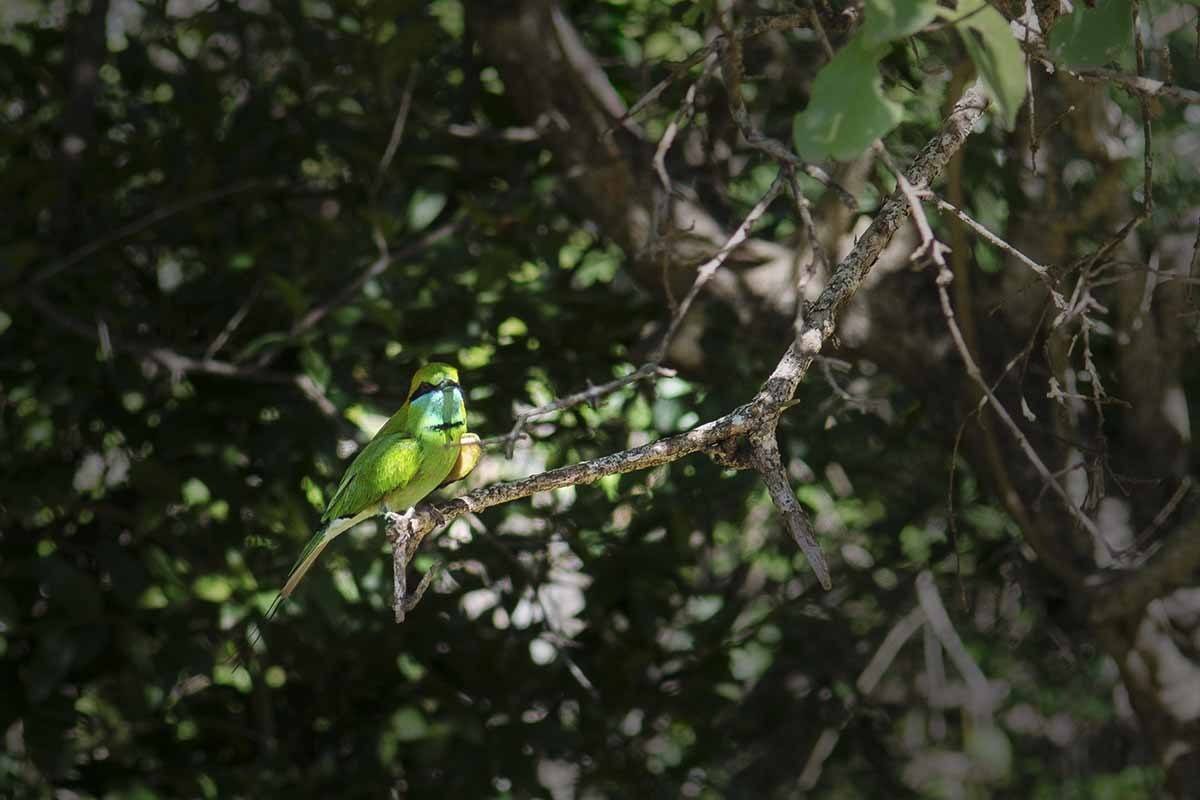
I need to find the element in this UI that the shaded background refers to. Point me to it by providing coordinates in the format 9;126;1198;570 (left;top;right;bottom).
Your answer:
2;0;1199;797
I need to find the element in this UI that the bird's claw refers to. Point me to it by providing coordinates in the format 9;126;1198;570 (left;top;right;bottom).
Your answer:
422;502;447;529
384;509;415;544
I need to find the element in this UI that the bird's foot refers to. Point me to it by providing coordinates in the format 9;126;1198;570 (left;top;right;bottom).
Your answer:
384;508;416;544
418;501;446;529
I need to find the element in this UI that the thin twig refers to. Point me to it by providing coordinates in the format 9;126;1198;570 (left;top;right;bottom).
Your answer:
1026;59;1039;172
932;197;1065;307
750;429;831;588
800;602;925;789
653;54;718;195
205;279;264;359
32;180;275;285
372;67;419;197
1127;476;1192;555
551;5;645;138
718;33;855;208
650;172;787;363
28;292;340;419
613;13;815;130
1032;102;1076;152
1058;63;1200;105
253;219;462;368
806;0;835;60
785;167;828;333
500;364;676;457
931;241;1108;547
495;174;783;455
1092;510;1200;622
1132;0;1154;214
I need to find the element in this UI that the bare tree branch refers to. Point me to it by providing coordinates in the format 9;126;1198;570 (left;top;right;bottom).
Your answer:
1060;63;1200;105
383;82;993;617
1093;512;1200;622
761;85;990;400
750;429;831;588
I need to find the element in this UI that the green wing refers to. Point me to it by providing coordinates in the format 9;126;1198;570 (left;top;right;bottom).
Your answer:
267;434;421;608
323;433;422;522
374;404;408;439
237;431;425;663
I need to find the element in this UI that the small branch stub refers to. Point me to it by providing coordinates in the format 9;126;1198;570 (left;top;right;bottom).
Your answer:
750;429;833;590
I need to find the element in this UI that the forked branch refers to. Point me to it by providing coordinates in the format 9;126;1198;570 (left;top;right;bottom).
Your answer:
386;84;993;618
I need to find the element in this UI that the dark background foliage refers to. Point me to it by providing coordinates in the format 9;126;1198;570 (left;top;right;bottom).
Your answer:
2;0;1197;797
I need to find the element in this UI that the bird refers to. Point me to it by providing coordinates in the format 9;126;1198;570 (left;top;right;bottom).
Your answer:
261;362;480;624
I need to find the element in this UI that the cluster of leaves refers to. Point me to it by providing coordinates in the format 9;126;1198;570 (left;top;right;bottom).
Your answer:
1;0;1194;797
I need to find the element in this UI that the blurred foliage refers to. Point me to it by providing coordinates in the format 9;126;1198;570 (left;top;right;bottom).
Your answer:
0;0;1195;798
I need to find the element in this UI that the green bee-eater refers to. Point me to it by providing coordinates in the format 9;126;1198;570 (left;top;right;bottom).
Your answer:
265;362;480;619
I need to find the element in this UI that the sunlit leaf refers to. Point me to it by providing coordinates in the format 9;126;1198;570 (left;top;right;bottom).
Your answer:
956;0;1027;129
407;189;447;232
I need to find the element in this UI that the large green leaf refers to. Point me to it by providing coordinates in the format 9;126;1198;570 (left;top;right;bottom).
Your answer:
956;0;1027;129
862;0;941;45
1049;0;1133;67
793;34;903;161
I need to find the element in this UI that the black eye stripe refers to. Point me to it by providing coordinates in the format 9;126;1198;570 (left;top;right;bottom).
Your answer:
410;378;460;401
410;381;437;401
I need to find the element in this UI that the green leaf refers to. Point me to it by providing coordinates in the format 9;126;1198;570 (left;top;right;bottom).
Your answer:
1049;0;1133;67
269;274;309;316
299;347;332;389
956;0;1026;129
390;707;429;742
966;723;1014;782
228;251;255;270
234;331;289;361
182;477;212;506
862;0;940;45
407;189;447;232
193;574;232;603
792;34;903;161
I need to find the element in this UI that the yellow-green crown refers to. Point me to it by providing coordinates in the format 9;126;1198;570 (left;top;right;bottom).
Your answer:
407;362;460;399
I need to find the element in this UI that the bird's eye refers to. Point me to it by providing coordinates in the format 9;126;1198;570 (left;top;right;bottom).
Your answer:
411;381;437;401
